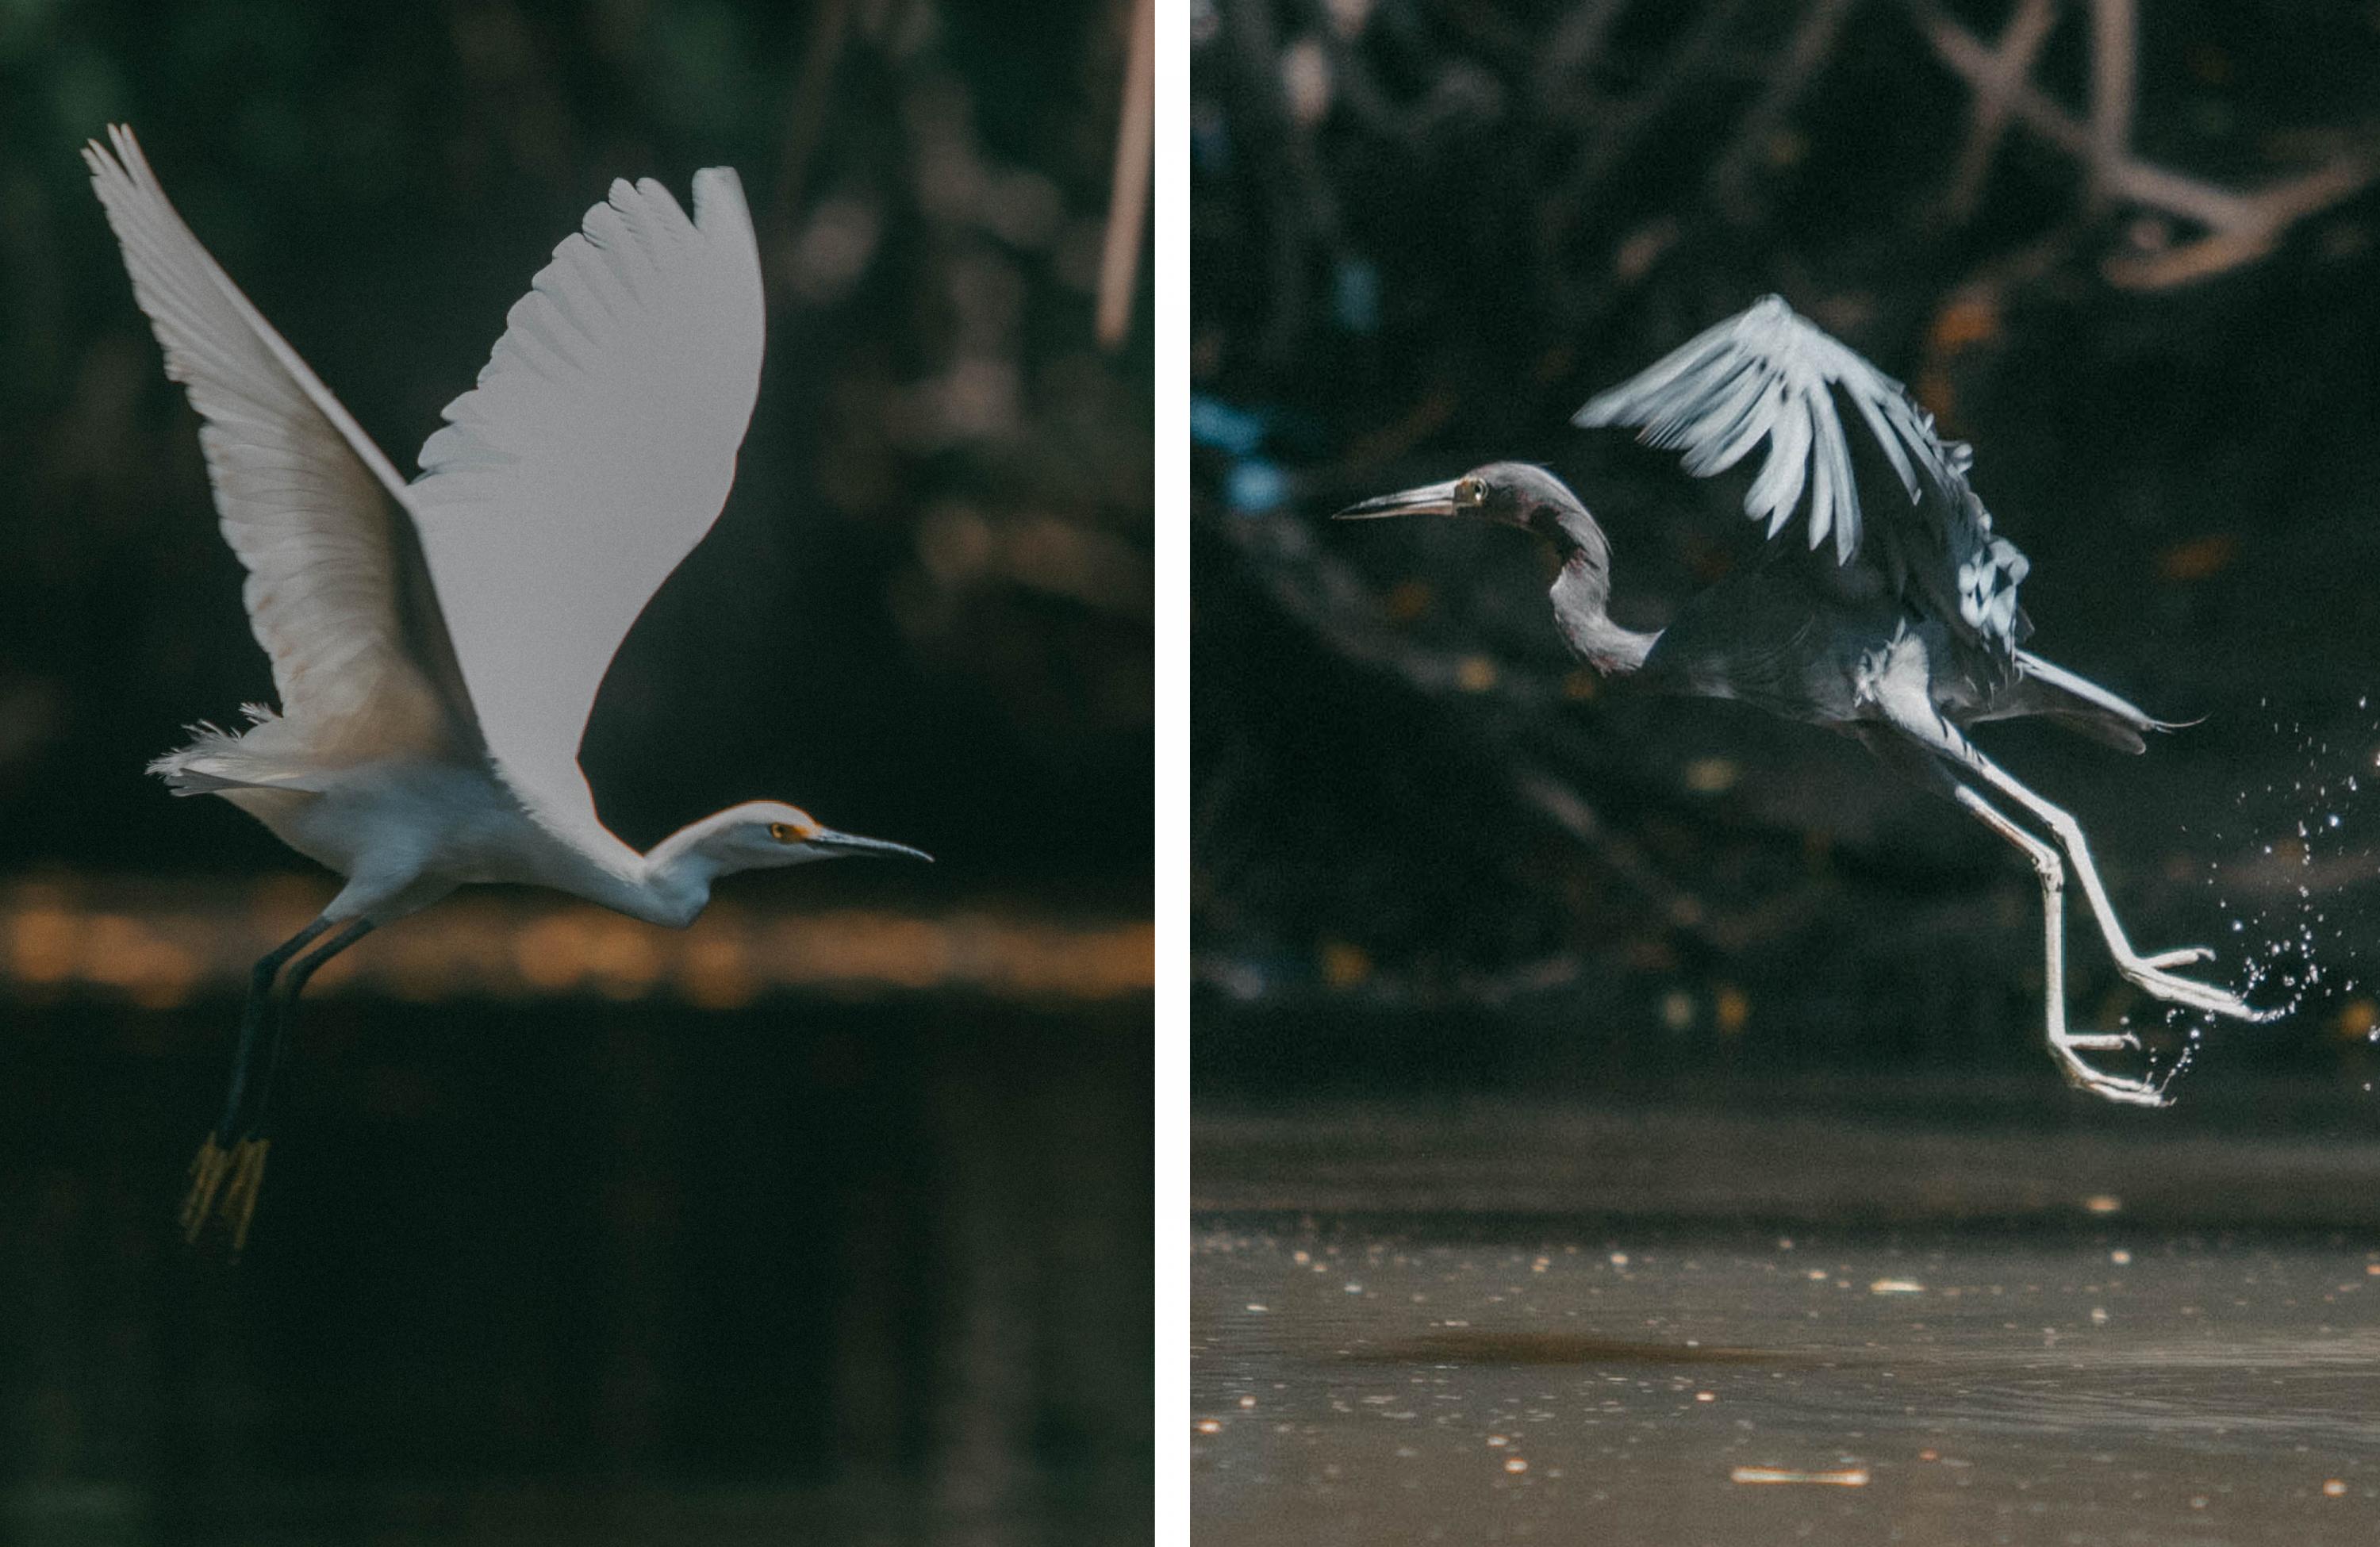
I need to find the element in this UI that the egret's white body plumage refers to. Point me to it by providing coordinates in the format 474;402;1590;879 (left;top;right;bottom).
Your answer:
85;125;923;1242
228;762;797;930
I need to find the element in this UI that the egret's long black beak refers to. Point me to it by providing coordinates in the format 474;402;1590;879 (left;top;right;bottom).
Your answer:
1332;478;1464;521
813;830;935;863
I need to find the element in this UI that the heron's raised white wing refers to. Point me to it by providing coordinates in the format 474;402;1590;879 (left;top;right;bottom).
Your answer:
1574;294;1957;566
83;126;467;764
405;170;766;844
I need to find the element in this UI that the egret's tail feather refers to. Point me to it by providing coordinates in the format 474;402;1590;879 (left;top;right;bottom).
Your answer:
150;760;248;796
149;712;321;796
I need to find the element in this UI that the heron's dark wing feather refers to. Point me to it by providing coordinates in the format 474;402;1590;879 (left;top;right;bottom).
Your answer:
1576;295;2030;672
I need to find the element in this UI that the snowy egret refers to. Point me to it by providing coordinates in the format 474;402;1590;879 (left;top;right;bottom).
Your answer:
85;126;929;1249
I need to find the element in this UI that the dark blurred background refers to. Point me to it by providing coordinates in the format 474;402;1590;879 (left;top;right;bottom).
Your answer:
1192;0;2380;1103
0;2;1150;1542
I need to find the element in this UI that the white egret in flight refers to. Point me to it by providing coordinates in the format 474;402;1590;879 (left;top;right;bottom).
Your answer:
85;126;929;1249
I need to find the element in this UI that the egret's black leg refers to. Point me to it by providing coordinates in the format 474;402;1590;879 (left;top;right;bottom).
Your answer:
198;919;375;1253
217;917;339;1132
182;916;336;1243
252;919;374;1140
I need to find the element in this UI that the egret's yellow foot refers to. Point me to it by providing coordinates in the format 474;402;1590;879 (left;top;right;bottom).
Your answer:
181;1134;232;1243
179;1134;270;1250
221;1138;270;1252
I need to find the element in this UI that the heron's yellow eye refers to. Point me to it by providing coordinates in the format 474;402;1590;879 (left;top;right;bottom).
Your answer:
768;822;799;843
1454;478;1484;506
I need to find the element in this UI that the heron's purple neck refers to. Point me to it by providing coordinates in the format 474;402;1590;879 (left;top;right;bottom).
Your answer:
1530;502;1660;677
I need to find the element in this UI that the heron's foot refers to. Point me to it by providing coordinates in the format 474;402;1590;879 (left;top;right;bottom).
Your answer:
178;1134;270;1252
2113;950;2275;1024
2048;1038;2172;1108
2060;1029;2139;1052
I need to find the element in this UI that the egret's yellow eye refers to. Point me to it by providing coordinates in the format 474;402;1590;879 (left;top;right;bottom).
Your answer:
768;822;799;843
1454;478;1484;506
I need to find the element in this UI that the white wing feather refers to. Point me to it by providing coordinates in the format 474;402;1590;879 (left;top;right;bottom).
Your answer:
83;125;462;766
1574;294;1955;566
405;170;766;843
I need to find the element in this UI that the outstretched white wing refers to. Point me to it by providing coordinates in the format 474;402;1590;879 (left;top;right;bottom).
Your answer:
1574;294;1957;566
405;169;766;842
83;125;466;765
1578;294;2033;666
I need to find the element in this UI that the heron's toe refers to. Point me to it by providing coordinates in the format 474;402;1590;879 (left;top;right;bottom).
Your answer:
2121;962;2265;1022
2191;985;2266;1022
2049;1038;2172;1107
2085;1077;2175;1109
2140;946;2216;969
2054;1056;2171;1107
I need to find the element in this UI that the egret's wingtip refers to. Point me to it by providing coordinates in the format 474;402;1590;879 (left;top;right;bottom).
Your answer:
1571;394;1623;429
689;165;750;225
83;125;130;172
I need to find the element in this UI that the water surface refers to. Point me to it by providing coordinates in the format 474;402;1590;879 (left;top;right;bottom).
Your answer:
5;992;1153;1545
1195;1092;2380;1545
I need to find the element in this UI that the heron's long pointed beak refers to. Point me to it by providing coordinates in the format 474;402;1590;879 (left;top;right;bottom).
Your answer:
1332;479;1464;520
812;830;935;863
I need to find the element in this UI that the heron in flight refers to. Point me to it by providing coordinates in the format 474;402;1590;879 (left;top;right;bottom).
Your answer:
1338;295;2273;1105
86;126;929;1248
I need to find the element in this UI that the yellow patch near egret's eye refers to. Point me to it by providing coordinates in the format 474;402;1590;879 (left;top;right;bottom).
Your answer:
768;822;799;843
1455;478;1484;506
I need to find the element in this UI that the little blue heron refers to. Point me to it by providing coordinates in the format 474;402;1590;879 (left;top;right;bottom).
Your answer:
1338;295;2272;1105
86;126;929;1248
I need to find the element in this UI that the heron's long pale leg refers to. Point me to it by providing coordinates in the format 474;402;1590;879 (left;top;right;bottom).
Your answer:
182;916;372;1251
1948;784;2168;1107
1872;670;2269;1027
1940;742;2271;1024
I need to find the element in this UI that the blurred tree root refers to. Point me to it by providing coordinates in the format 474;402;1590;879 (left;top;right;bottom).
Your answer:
1191;0;2380;1059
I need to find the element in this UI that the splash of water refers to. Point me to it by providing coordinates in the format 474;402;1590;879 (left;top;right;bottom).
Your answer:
2154;695;2380;1089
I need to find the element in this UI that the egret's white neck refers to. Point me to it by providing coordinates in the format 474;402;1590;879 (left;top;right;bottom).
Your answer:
562;810;747;928
635;810;767;927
